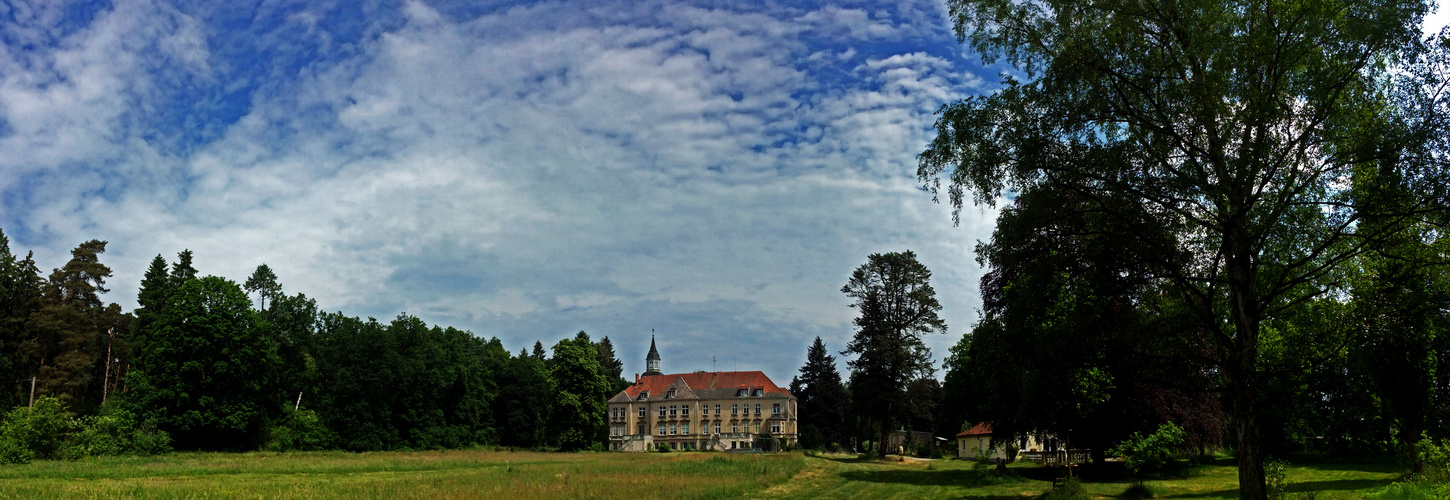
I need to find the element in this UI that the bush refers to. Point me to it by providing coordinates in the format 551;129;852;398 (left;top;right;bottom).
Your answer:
0;397;78;463
913;440;943;459
656;442;671;453
66;403;171;458
267;409;335;452
1112;422;1187;479
1266;459;1290;500
1039;478;1090;500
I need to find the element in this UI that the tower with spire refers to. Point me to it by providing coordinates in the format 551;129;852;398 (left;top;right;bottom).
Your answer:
643;335;662;376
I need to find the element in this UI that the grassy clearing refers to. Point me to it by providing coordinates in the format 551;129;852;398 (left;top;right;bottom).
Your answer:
0;450;1410;499
0;449;803;499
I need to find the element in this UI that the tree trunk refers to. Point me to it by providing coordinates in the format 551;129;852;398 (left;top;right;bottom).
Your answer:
1226;228;1267;500
1231;378;1266;500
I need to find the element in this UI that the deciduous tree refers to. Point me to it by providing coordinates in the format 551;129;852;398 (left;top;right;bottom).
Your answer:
920;1;1449;496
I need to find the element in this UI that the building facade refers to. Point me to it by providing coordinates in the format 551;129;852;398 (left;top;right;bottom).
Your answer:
607;337;797;452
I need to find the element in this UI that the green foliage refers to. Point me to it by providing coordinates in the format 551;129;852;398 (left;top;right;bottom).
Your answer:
547;334;608;451
124;274;272;450
0;228;44;410
1038;478;1089;500
0;397;77;463
1266;459;1290;500
793;337;850;450
1113;422;1187;479
842;250;944;458
923;0;1448;497
656;442;671;453
267;409;336;452
66;403;171;458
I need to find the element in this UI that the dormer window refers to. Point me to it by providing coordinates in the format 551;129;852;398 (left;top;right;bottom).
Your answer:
666;389;676;399
737;389;748;397
638;391;649;401
753;388;763;397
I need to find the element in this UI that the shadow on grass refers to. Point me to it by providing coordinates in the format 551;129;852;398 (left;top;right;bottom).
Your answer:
838;468;1030;488
1153;477;1399;499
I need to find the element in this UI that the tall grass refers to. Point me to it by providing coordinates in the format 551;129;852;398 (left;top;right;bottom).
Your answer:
0;450;805;499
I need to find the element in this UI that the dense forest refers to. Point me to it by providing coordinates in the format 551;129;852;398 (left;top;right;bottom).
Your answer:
0;228;633;460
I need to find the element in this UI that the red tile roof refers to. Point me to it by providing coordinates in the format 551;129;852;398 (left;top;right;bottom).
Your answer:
616;371;791;400
956;422;992;438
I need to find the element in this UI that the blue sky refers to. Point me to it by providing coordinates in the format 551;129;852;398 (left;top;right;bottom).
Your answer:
3;0;1447;383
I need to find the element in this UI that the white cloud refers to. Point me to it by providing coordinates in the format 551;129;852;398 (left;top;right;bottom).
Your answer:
1;0;993;381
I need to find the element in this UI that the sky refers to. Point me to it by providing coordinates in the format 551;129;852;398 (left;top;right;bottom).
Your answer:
2;0;1447;385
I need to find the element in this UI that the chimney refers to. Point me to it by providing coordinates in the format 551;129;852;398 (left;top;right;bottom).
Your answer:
635;373;639;384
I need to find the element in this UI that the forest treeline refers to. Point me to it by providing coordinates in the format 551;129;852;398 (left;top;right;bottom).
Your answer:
0;229;632;459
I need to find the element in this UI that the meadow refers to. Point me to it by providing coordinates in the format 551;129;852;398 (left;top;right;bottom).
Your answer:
0;450;1411;499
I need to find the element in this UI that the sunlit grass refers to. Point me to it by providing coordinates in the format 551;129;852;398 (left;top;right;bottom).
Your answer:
0;450;1411;499
0;449;804;499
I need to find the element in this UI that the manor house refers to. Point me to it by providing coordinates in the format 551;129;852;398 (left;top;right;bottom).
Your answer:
607;336;798;452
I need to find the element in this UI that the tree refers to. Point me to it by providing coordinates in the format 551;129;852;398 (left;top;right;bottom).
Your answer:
547;335;608;451
919;2;1448;496
594;336;631;395
497;348;552;448
243;264;281;311
21;240;130;414
794;337;850;449
841;250;945;458
124;275;272;450
0;228;43;408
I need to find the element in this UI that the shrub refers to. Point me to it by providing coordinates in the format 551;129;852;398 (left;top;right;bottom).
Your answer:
1112;422;1187;479
267;409;335;452
656;442;671;453
1266;459;1290;500
66;403;171;458
0;397;78;463
1039;478;1090;500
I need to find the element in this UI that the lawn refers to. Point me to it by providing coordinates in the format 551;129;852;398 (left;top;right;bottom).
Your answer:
0;450;1409;499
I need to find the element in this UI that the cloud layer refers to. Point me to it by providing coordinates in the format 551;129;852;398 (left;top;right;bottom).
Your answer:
2;0;1005;380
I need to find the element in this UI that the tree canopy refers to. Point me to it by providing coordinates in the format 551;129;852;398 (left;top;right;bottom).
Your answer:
921;0;1450;496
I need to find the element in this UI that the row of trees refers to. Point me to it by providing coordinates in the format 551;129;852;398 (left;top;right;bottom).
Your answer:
0;228;631;454
918;0;1450;498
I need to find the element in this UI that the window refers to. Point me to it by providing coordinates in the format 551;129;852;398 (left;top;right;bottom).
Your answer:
714;424;721;434
682;424;690;434
755;404;761;415
669;425;677;435
731;404;738;415
666;389;676;398
638;391;648;400
772;403;780;415
701;405;708;416
714;404;720;415
681;405;689;417
771;423;781;434
659;407;666;417
753;388;763;396
639;407;646;418
731;424;738;433
659;425;666;435
670;405;677;416
737;389;747;397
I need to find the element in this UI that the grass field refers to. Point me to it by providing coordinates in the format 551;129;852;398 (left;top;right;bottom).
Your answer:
0;450;1409;499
